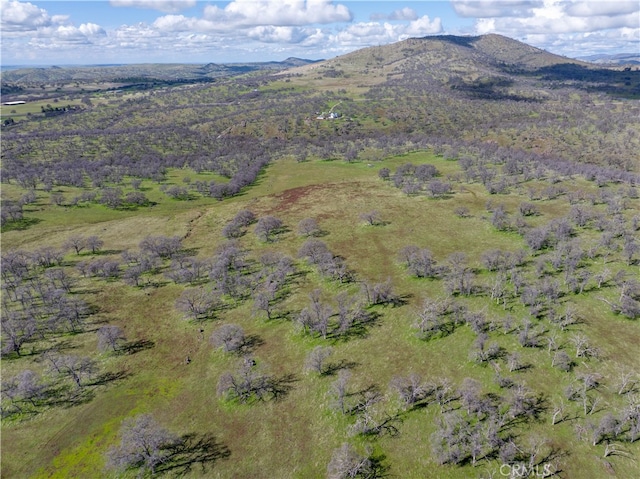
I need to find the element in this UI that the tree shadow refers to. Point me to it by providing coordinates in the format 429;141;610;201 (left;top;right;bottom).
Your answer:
86;369;130;387
388;293;412;308
0;217;42;232
92;249;123;256
369;452;391;478
328;311;382;342
158;433;231;475
238;334;264;355
119;339;155;355
46;384;96;408
321;359;359;377
269;373;298;401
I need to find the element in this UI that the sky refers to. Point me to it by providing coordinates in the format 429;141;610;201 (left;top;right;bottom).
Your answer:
1;0;639;65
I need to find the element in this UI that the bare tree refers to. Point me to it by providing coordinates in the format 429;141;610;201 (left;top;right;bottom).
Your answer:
217;357;276;403
175;287;220;321
304;346;333;375
359;210;382;226
1;314;36;357
64;235;87;255
97;325;127;352
254;216;284;242
326;443;374;479
210;324;245;353
615;368;637;395
86;235;104;254
551;398;567;425
139;235;182;259
47;354;97;388
390;373;432;409
106;414;182;475
297;217;322;237
330;370;351;414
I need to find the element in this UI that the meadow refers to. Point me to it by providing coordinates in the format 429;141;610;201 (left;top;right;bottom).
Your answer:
2;35;640;479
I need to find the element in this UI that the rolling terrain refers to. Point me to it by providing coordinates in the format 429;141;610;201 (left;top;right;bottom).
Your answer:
2;34;640;479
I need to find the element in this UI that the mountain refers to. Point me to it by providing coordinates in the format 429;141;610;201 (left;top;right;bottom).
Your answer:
285;34;638;98
578;53;640;65
291;34;591;80
0;58;319;86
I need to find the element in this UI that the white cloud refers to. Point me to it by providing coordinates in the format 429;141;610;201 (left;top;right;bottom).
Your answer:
518;27;640;58
566;1;640;17
79;23;107;37
50;25;100;45
390;7;419;21
247;25;309;43
51;15;71;25
109;0;196;14
459;0;639;56
153;14;219;32
331;16;442;49
452;0;541;18
472;0;639;35
371;7;418;21
405;15;443;36
203;0;353;27
1;0;51;32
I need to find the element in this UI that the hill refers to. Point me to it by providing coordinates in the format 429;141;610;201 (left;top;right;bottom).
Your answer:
0;58;319;85
579;53;640;66
1;34;640;479
288;34;638;97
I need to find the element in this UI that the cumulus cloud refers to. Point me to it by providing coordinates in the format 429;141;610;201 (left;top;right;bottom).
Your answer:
153;14;219;32
49;23;106;45
109;0;196;14
203;0;353;27
1;0;51;32
370;7;418;21
515;27;639;58
331;15;442;48
452;0;541;18
452;0;639;56
471;0;640;35
405;15;443;36
247;25;309;43
566;1;640;17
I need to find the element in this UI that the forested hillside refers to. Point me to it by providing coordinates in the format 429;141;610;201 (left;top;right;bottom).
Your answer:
2;34;639;479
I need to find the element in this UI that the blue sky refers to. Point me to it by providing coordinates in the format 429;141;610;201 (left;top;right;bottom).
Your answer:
1;1;638;65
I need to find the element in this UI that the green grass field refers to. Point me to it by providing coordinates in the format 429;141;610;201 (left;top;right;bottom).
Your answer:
2;149;639;478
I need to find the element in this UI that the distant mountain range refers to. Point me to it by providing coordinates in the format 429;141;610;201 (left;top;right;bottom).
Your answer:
577;53;640;65
0;57;320;86
2;34;637;99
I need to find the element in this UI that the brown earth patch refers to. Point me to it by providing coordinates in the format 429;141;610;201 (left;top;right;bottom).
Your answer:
267;183;341;214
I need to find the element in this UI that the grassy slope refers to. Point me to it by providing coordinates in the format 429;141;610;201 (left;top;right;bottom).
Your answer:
2;151;640;478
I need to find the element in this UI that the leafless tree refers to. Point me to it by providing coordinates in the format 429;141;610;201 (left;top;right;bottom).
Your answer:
326;443;374;479
63;235;87;255
330;370;351;414
106;414;182;475
304;346;333;375
175;287;220;321
47;354;97;388
210;324;245;353
359;210;382;226
97;325;127;352
217;357;277;403
390;373;432;408
254;216;284;242
86;235;104;254
297;217;322;237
